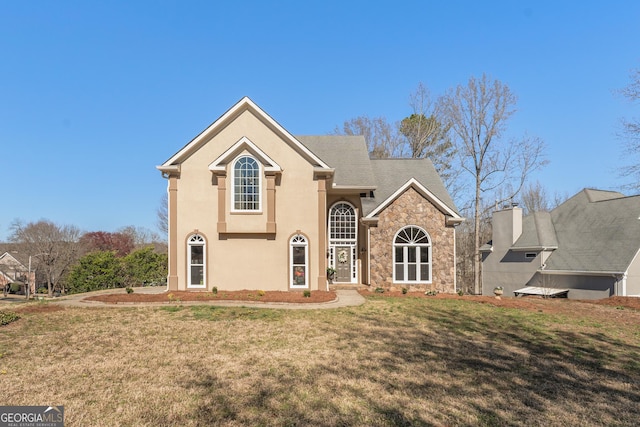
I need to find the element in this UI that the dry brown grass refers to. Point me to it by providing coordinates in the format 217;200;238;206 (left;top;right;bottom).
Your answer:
1;296;639;426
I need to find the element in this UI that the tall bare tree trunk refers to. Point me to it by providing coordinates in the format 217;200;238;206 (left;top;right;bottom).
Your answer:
441;74;547;296
474;178;482;294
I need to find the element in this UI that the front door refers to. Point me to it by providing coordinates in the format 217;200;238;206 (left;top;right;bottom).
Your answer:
335;246;352;282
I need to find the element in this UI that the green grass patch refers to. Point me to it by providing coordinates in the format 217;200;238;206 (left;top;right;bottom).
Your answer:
186;305;283;321
0;311;20;326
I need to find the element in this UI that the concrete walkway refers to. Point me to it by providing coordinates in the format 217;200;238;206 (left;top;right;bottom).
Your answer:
43;287;366;310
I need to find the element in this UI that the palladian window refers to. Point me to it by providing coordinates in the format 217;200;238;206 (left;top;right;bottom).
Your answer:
393;226;431;283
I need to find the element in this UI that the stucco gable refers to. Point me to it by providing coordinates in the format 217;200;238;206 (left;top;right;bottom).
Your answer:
208;136;282;173
157;97;330;174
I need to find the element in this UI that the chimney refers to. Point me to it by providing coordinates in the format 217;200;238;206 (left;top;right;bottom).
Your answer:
492;204;523;248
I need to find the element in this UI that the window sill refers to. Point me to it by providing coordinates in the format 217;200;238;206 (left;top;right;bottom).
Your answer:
230;210;263;215
393;281;432;285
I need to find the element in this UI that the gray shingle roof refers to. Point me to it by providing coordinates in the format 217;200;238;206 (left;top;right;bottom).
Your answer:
513;211;558;249
364;159;458;216
297;135;459;217
295;135;375;187
533;189;640;273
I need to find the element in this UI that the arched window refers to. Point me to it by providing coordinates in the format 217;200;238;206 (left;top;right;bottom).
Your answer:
393;226;431;283
290;234;308;288
328;202;357;282
188;234;206;288
329;203;356;241
232;156;260;211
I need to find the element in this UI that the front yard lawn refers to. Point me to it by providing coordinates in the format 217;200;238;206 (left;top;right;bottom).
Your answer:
1;295;639;426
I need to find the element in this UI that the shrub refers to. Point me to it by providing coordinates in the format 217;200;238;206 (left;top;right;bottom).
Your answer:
257;290;266;297
9;283;21;293
37;287;48;294
303;290;311;298
66;251;124;294
212;286;218;295
123;247;168;287
375;287;385;293
457;289;464;296
0;311;20;326
126;287;134;294
402;287;408;294
425;289;438;296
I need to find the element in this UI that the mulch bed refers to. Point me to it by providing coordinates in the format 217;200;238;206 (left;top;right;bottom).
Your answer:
85;290;337;304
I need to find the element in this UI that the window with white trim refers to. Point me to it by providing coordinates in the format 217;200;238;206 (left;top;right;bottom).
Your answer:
393;226;431;283
328;202;358;282
329;203;356;241
232;155;260;211
188;234;206;288
290;234;308;288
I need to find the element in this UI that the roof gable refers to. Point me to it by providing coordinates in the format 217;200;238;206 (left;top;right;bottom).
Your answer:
362;159;459;217
0;252;26;269
158;97;330;173
366;178;462;223
209;136;282;173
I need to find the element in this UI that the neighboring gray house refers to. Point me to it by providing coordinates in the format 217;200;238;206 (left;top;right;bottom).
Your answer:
481;188;640;299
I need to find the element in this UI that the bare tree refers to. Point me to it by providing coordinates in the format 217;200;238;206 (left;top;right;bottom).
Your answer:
619;68;640;189
441;74;547;294
9;219;81;297
520;181;551;215
399;84;452;156
119;225;163;248
399;82;460;198
334;116;402;158
156;193;168;236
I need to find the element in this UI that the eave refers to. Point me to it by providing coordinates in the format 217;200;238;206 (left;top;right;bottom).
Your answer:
365;178;462;221
510;246;558;252
541;269;624;277
159;97;330;170
156;164;180;178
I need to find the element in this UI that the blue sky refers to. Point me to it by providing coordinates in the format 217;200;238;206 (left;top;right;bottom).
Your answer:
1;1;638;241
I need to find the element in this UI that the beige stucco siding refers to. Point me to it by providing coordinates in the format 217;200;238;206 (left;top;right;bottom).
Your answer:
174;109;322;291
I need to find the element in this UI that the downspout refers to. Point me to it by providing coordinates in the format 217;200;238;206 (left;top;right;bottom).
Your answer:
367;227;371;286
453;226;457;293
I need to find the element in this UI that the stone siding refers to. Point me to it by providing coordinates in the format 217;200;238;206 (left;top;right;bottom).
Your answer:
369;187;456;293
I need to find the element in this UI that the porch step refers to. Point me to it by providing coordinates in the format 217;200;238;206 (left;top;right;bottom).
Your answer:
329;284;370;291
